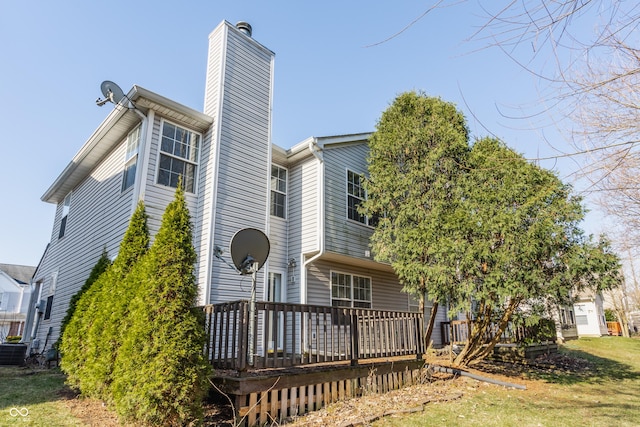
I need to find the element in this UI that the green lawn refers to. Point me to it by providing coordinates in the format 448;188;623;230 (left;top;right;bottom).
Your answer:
376;337;640;427
2;337;639;426
0;367;77;426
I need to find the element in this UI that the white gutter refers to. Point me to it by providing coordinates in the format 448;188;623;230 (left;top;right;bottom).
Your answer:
301;138;324;305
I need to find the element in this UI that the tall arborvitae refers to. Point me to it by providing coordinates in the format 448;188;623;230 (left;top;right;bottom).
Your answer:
112;186;209;426
58;247;111;347
60;201;149;397
59;248;112;386
82;201;150;399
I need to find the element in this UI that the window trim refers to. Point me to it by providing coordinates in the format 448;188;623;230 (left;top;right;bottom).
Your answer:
330;270;372;308
346;169;375;227
270;164;287;219
122;125;141;192
155;119;201;193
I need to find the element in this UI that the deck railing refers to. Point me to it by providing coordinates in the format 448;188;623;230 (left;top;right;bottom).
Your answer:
202;301;425;371
441;318;556;346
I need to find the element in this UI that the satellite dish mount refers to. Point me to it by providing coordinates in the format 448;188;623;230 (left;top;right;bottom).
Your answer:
229;228;270;365
96;80;126;107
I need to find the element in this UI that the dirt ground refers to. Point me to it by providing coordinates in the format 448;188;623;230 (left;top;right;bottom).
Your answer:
58;351;590;426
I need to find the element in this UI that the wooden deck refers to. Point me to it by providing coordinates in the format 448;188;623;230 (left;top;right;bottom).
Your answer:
201;302;556;425
203;301;425;371
201;301;426;425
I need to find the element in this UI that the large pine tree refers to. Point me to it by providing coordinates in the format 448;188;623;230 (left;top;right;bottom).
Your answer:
362;93;621;367
361;91;470;344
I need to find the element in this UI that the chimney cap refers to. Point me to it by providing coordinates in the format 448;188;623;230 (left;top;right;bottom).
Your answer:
235;21;252;37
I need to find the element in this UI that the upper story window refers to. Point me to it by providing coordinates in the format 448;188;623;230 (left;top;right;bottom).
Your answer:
347;169;378;226
157;121;200;193
122;126;141;191
331;271;372;308
271;164;287;218
58;193;71;239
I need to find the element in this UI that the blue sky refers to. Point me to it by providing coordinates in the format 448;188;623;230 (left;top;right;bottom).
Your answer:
0;1;611;266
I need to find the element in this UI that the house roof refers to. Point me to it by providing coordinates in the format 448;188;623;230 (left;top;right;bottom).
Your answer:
41;86;213;204
42;80;368;204
0;263;36;285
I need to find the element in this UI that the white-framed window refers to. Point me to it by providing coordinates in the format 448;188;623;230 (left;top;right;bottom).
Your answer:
122;126;141;191
157;121;200;193
58;193;71;239
271;164;287;218
267;272;285;303
331;271;372;308
347;170;377;226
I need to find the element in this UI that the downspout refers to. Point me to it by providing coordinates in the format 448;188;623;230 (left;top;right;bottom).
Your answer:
301;138;324;305
130;105;151;207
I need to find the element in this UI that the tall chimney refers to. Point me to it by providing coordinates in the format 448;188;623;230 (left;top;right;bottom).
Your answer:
199;21;275;305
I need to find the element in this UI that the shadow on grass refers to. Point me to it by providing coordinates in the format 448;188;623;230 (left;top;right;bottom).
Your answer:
533;347;640;385
474;346;640;386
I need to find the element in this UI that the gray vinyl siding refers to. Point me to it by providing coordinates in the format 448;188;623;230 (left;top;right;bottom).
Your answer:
32;134;137;348
429;304;448;348
286;157;319;303
305;259;405;310
205;22;274;304
323;143;373;260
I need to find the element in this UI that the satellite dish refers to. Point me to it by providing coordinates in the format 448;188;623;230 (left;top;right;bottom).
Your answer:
229;228;270;274
96;80;125;106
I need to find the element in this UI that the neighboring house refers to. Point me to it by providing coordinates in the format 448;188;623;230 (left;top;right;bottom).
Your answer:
0;263;35;342
27;20;447;354
573;290;609;337
555;289;609;341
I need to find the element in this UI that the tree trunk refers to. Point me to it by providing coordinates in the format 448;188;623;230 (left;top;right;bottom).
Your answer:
424;300;439;348
454;298;521;367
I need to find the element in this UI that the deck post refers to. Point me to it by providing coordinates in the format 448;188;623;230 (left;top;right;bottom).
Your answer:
350;312;359;366
416;315;423;360
239;301;249;371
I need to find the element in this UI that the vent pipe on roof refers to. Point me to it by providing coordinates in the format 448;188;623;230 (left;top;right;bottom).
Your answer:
236;21;252;37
